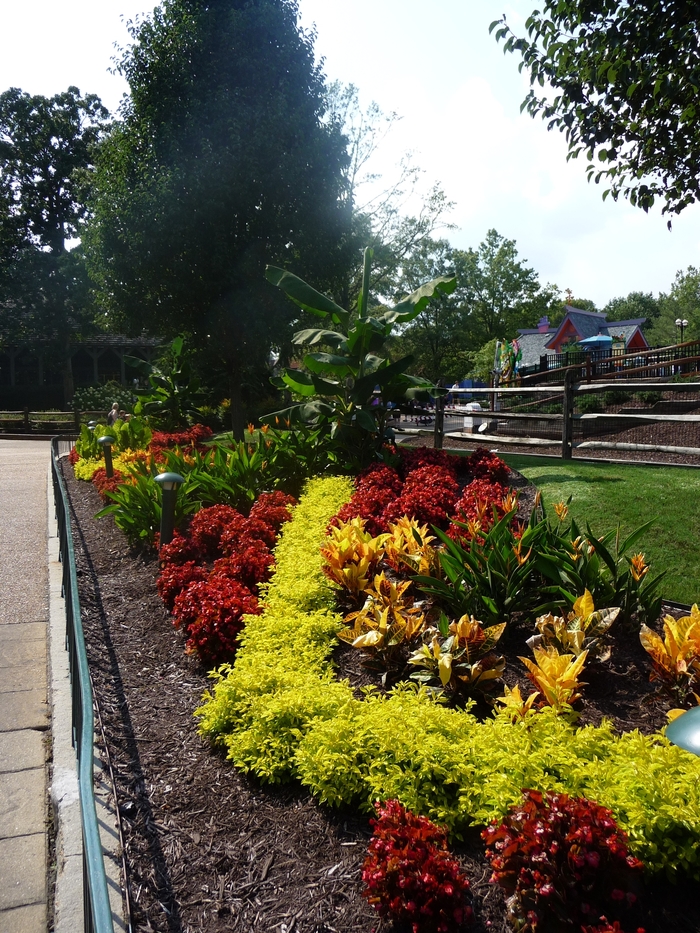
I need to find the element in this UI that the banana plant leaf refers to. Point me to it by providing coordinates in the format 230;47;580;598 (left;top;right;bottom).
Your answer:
266;266;349;327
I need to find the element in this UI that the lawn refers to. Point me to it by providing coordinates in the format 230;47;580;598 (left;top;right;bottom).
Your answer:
502;454;700;604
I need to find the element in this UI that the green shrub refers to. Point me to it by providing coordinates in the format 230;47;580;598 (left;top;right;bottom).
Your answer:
195;476;700;878
71;381;135;414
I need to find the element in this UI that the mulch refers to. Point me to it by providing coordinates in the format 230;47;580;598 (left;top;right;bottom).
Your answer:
59;458;700;933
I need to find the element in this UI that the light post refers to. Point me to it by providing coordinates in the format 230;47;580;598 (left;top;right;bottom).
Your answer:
97;436;114;478
675;318;689;342
666;707;700;757
154;472;185;547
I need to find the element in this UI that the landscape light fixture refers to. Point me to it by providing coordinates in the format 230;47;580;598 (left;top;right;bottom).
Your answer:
666;706;700;757
154;472;185;547
675;318;689;342
97;436;114;478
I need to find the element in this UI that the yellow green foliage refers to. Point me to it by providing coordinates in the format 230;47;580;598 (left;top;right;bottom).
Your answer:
73;454;134;481
195;476;700;878
384;516;437;575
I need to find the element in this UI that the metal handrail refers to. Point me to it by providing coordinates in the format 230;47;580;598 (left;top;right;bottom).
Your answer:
50;437;115;933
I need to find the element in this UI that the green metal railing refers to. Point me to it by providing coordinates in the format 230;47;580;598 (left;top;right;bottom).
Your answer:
51;437;115;933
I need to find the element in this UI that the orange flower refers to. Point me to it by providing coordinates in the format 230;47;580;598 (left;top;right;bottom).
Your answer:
261;423;270;434
630;552;649;582
247;423;255;435
512;538;533;566
553;501;569;522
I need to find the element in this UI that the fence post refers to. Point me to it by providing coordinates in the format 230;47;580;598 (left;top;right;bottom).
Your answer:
433;386;444;450
561;372;575;460
23;407;29;432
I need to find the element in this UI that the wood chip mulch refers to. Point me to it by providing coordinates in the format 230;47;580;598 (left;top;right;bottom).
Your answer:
59;459;700;933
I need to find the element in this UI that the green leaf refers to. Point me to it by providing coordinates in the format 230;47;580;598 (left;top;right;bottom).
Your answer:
354;408;378;433
279;369;317;397
292;329;349;350
353;356;414;398
381;275;457;324
303;353;354;377
266;266;349;327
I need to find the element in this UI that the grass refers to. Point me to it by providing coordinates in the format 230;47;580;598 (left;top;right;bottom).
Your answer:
500;454;700;605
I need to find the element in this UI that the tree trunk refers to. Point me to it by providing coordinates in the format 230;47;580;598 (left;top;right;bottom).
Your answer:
229;369;245;441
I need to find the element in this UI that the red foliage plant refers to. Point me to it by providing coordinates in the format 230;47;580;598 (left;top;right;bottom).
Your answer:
148;423;213;454
383;465;460;530
157;560;207;613
212;538;274;591
158;531;203;566
399;446;461;478
171;575;260;664
465;447;510;485
189;504;243;560
91;467;125;501
362;799;472;933
448;479;513;544
482;789;645;933
220;513;278;553
68;447;80;465
249;490;297;534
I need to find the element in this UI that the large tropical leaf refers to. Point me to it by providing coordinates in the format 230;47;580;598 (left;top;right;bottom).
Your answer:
303;353;355;377
292;328;349;350
379;276;457;324
266;266;349;327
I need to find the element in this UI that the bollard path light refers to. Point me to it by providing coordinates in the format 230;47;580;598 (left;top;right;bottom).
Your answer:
97;436;114;478
666;706;700;757
154;472;185;547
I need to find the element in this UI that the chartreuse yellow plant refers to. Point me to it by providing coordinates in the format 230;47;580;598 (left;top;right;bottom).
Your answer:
640;605;700;700
196;476;700;879
73;453;137;481
320;517;389;597
520;646;588;712
527;590;619;662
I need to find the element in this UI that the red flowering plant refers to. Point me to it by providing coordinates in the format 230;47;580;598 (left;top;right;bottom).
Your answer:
332;466;402;536
482;789;644;933
171;575;260;664
362;799;473;933
68;446;80;465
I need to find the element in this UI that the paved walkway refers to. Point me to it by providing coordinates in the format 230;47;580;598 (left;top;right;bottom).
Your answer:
0;439;51;933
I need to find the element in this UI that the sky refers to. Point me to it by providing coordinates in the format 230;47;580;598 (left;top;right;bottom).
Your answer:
3;0;700;308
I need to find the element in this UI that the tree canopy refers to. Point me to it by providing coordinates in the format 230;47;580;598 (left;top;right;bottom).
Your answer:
86;0;353;436
492;1;700;219
0;86;109;400
393;230;559;382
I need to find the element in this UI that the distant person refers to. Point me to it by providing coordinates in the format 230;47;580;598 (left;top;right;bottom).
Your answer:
449;381;460;405
107;402;119;426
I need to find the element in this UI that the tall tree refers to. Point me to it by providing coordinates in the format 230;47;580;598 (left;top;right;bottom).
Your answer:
325;82;455;309
457;229;558;349
492;1;700;219
0;86;109;400
603;291;661;324
86;0;352;437
648;267;700;345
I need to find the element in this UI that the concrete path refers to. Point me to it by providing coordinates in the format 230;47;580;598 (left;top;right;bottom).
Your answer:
0;439;51;933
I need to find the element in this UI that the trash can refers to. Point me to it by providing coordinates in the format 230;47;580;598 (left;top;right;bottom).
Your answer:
463;402;483;434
